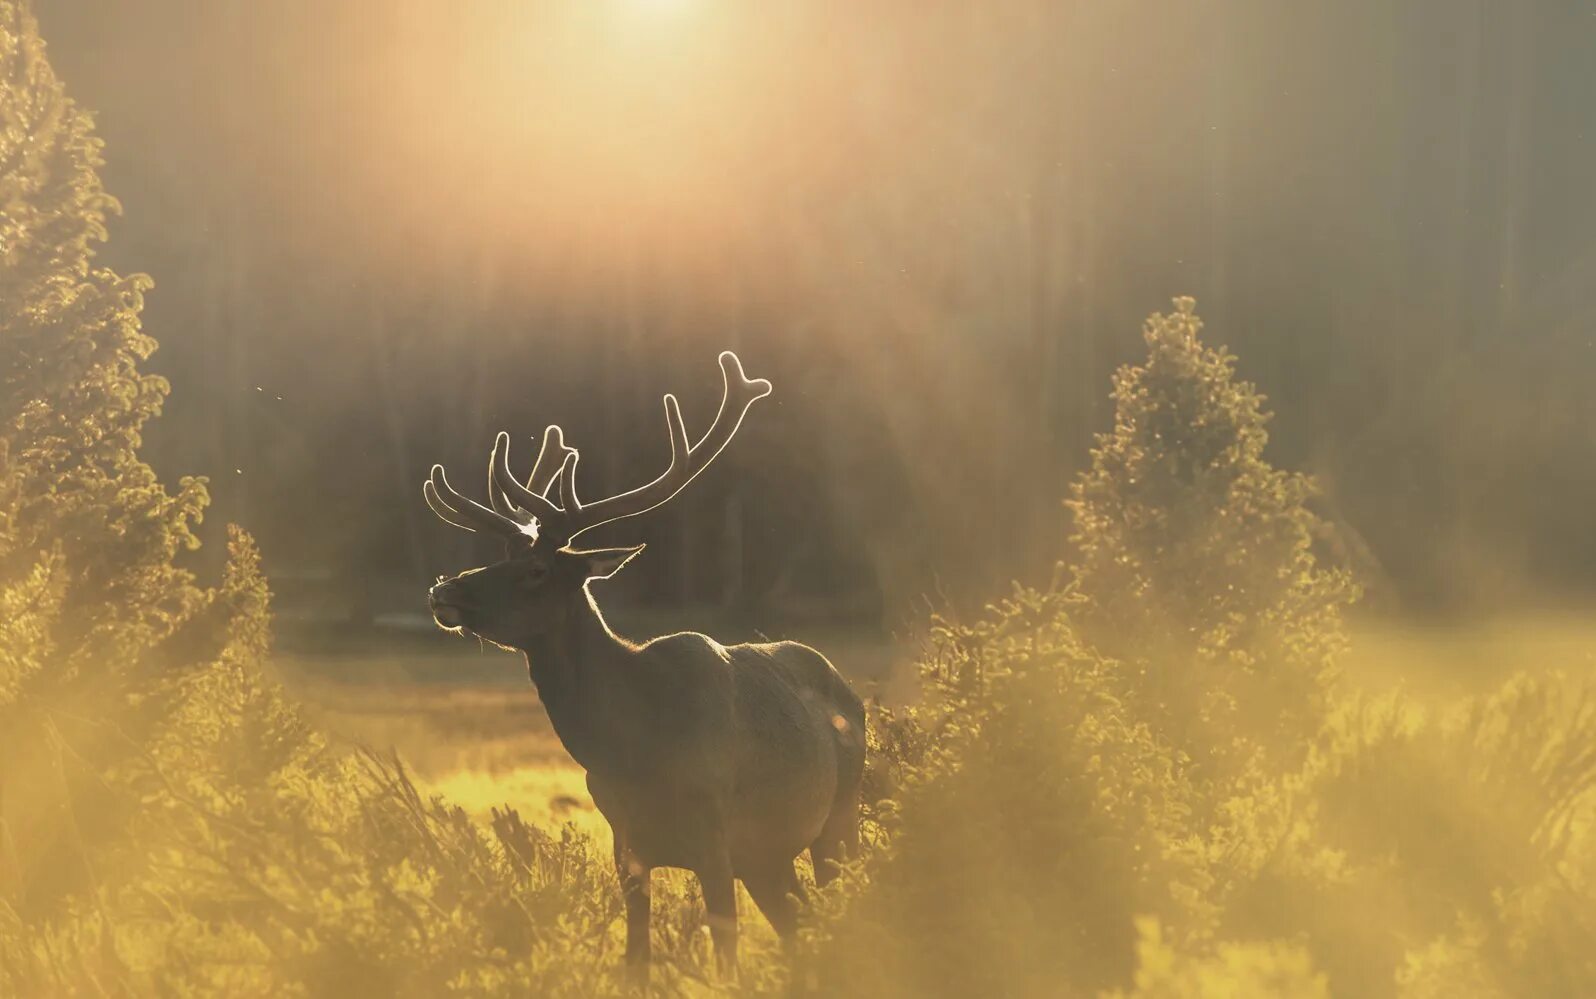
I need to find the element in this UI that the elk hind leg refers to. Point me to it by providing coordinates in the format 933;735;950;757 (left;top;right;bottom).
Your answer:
810;749;863;888
742;857;805;942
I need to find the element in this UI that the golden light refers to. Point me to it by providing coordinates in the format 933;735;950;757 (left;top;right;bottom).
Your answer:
625;0;700;16
351;0;813;282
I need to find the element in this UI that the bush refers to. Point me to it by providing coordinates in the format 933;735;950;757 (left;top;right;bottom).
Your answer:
801;586;1214;997
1109;919;1328;999
1068;298;1358;776
1227;674;1596;998
800;301;1596;999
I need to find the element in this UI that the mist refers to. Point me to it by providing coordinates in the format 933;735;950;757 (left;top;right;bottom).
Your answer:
36;1;1596;622
6;2;1596;995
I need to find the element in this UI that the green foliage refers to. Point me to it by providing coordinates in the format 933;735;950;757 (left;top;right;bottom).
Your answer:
1067;297;1358;774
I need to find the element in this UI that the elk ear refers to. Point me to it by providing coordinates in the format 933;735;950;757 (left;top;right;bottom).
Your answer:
570;544;645;580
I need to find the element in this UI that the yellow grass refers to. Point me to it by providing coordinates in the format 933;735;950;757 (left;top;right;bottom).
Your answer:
274;606;1596;847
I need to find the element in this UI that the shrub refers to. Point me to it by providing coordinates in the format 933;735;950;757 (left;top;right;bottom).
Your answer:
1228;674;1596;998
801;300;1596;999
800;585;1219;997
1067;297;1358;775
1109;919;1328;999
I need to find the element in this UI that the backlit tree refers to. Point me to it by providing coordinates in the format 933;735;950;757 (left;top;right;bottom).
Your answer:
1067;296;1358;770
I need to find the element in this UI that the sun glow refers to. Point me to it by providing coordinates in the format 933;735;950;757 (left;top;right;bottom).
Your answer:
627;0;698;16
349;0;824;286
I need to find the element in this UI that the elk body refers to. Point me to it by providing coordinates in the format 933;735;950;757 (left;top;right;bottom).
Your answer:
422;352;866;976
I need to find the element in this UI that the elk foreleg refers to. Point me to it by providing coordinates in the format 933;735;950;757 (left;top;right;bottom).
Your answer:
698;852;737;977
614;835;652;974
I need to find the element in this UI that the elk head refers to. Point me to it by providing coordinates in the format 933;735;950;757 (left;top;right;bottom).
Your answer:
423;351;772;649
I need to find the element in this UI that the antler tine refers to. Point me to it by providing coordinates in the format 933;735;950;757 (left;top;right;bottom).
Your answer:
487;433;522;519
560;350;772;543
489;431;567;534
424;478;478;533
554;407;686;519
424;464;528;537
527;425;576;499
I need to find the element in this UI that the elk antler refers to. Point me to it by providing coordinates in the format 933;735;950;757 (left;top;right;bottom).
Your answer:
424;463;533;538
488;425;574;516
425;351;771;547
525;425;576;499
488;430;569;535
555;350;771;543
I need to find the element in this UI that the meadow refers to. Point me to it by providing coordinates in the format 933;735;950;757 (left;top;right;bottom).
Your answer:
275;604;1596;855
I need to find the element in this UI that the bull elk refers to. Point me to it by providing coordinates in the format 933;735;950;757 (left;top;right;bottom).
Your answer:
422;351;866;977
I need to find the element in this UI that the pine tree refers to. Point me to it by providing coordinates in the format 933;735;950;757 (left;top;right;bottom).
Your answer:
0;0;224;922
0;0;209;678
1066;297;1358;769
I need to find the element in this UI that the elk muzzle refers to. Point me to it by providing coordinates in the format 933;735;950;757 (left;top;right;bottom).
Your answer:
428;579;468;629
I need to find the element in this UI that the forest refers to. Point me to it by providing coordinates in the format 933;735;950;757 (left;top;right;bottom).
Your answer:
4;1;1596;996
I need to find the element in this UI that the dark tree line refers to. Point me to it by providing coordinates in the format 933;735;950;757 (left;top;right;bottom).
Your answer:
33;0;1596;626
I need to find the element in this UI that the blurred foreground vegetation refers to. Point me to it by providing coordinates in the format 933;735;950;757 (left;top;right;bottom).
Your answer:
4;5;1594;996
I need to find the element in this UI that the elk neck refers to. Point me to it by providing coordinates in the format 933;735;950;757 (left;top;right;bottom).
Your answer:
517;583;642;773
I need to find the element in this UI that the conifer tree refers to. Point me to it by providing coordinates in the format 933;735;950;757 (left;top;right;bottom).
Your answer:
0;0;209;679
0;0;226;920
1067;297;1358;767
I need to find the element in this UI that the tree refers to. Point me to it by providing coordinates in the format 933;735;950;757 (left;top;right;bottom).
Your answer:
0;16;679;993
0;0;230;917
0;0;209;674
1067;297;1358;772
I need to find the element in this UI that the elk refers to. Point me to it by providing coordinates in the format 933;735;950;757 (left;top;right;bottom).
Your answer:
422;351;866;977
